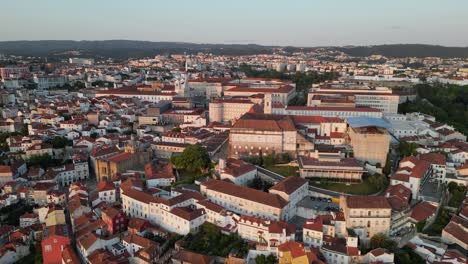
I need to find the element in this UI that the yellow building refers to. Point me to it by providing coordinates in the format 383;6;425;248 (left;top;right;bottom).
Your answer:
45;206;66;227
278;240;324;264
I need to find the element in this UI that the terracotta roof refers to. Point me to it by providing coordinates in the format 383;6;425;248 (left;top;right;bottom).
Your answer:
61;246;81;264
268;220;296;235
443;215;468;246
278;240;308;259
170;206;206;221
105;152;135;163
419;152;446;165
78;233;99;250
232;113;296;131
97;181;115;192
202;179;288;209
222;158;256;178
102;206;122;219
172;249;213;264
121;188;157;204
345;195;391;209
123;234;157;249
410;202;437;222
128;217;148;231
0;166;12;174
269;176;307;194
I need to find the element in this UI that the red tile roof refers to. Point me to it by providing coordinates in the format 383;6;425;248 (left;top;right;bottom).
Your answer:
202;179;288;209
345;195;391;209
410;202;437;222
269;176;307;194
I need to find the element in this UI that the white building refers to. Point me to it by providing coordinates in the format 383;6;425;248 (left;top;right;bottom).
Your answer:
237;215;295;252
200;179;290;221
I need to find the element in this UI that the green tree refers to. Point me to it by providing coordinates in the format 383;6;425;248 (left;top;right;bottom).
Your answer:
369;233;397;252
255;254;277;264
395;246;425;264
398;142;418;157
171;144;210;173
50;136;72;148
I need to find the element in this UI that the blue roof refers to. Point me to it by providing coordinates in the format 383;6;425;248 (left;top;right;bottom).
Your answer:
347;116;390;129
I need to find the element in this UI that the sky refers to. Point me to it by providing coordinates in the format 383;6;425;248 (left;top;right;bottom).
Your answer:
2;0;468;47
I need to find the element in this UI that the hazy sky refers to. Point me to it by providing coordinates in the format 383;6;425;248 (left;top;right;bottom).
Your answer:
2;0;468;47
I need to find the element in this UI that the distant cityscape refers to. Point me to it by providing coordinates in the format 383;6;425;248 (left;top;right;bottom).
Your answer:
0;42;466;264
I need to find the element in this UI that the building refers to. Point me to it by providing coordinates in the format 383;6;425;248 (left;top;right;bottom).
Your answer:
208;97;258;123
41;225;71;264
33;74;67;90
69;58;94;65
224;78;297;106
0;166;14;185
307;84;399;114
95;145;150;181
200;179;290;221
172;249;214;264
320;235;360;264
340;195;392;241
144;162;176;187
122;234;160;262
121;187;207;235
96;85;177;103
272;105;383;119
229;113;313;158
101;206;127;234
419;152;447;183
269;176;308;215
441;215;468;250
302;213;347;248
237;215;296;252
298;153;366;182
277;240;324;264
347;117;391;166
215;158;257;185
96;181;116;204
390;156;431;200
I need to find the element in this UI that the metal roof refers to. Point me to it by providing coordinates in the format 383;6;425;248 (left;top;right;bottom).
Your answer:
347;116;390;129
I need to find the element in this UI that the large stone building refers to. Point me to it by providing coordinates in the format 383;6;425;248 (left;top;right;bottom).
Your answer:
95;144;150;181
307;83;399;114
208;96;261;123
340;196;392;242
347;117;391;166
229;113;313;158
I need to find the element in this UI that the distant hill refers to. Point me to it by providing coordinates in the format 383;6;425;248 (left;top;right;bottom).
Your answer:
335;44;468;58
0;40;275;59
0;41;466;59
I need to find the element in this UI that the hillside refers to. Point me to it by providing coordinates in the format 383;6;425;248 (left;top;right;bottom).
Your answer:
336;44;468;58
0;41;467;59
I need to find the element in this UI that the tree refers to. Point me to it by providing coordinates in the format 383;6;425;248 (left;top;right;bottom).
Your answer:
395;246;425;264
383;154;392;175
369;233;397;252
171;144;210;173
262;154;275;167
398;142;418;157
50;136;71;148
255;254;277;264
416;220;426;232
